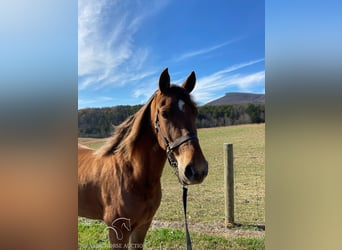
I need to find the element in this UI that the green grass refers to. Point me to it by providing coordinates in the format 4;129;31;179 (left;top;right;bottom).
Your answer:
78;218;265;250
155;124;265;225
145;228;264;250
79;124;265;249
78;218;108;249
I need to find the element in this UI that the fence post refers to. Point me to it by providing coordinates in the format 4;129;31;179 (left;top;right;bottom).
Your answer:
224;143;234;227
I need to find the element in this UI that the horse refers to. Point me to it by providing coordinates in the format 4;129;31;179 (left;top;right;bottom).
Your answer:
78;68;208;249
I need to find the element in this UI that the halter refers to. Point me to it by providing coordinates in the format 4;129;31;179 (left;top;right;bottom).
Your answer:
154;104;195;250
154;109;198;169
149;91;196;250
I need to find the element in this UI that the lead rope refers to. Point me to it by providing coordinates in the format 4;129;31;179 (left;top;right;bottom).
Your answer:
154;106;193;249
183;185;192;250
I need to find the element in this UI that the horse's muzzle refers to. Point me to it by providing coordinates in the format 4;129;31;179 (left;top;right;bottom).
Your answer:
184;161;208;184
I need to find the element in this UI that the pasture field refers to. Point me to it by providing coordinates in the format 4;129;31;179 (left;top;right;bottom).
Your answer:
78;124;265;249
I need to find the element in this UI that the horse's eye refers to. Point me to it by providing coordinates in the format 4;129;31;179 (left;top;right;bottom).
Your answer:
161;111;169;119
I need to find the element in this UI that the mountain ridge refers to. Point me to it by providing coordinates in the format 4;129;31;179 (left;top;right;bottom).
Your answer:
205;92;265;106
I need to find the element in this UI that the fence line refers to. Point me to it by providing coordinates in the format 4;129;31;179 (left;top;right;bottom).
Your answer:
224;143;265;227
224;143;234;228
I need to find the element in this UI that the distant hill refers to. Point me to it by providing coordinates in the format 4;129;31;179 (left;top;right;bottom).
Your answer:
78;92;265;138
205;92;265;106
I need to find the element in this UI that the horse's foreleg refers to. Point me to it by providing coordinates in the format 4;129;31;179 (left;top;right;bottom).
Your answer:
129;222;151;250
108;228;130;250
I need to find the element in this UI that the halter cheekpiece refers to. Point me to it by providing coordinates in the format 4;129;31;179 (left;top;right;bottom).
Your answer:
148;91;197;170
154;109;197;169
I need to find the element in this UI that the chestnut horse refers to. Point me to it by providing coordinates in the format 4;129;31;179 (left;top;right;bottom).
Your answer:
78;68;208;249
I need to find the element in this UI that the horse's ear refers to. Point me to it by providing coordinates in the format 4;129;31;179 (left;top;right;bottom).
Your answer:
182;71;196;93
159;68;170;93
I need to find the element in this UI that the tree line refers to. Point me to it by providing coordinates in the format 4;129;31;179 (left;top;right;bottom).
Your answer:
78;104;265;138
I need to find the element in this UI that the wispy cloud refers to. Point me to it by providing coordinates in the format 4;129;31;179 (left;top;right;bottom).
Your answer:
132;75;160;100
175;38;241;62
78;0;169;90
78;96;117;108
210;58;264;76
132;59;265;105
78;1;264;107
193;59;265;104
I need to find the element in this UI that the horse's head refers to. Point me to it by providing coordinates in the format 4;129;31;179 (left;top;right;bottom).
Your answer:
152;68;208;185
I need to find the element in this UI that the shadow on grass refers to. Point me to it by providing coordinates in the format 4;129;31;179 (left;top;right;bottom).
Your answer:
232;223;265;231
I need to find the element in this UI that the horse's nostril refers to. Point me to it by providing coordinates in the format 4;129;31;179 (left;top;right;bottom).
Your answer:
185;163;208;182
184;164;195;180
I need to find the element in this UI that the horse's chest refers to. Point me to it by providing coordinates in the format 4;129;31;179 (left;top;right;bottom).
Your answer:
125;187;161;220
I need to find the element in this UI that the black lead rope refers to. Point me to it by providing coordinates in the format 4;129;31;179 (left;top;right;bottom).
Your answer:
151;96;194;249
183;185;192;250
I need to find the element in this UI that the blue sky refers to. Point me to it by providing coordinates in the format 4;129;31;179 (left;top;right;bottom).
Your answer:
78;0;264;108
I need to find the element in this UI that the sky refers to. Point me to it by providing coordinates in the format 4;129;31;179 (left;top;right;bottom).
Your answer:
78;0;264;109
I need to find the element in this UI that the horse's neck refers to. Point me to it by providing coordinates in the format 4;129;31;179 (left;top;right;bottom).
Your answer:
131;126;167;186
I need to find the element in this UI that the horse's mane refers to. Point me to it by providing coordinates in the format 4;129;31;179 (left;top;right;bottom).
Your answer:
96;93;154;158
96;86;197;159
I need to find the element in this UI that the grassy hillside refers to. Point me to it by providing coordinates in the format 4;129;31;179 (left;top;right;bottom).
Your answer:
78;124;265;249
157;124;264;224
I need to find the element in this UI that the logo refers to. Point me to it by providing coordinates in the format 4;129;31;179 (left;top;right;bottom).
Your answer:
106;217;131;240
